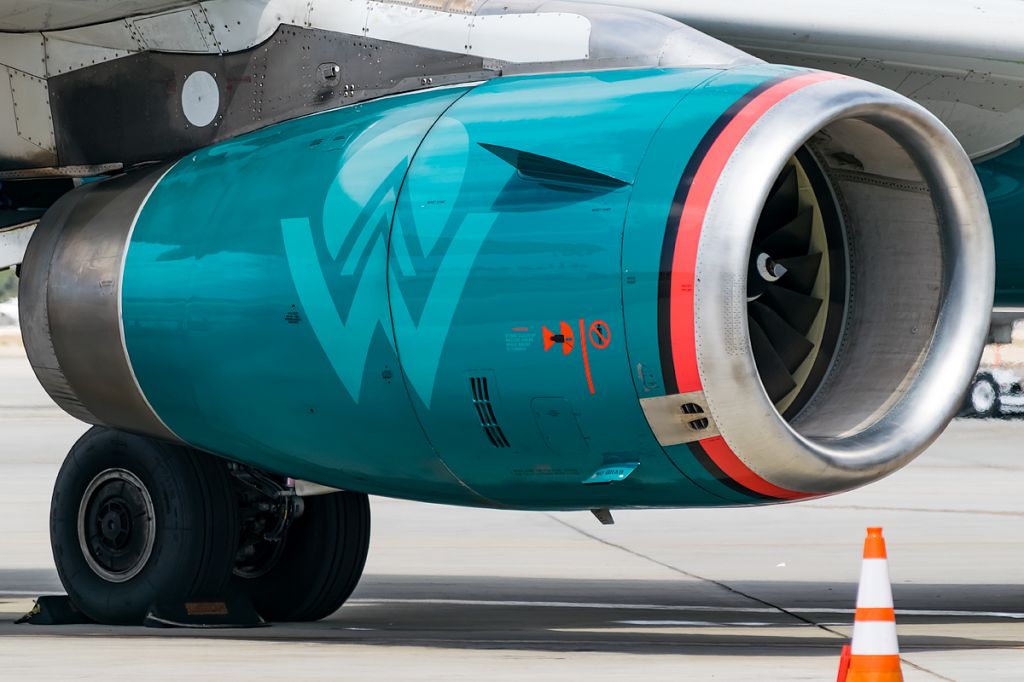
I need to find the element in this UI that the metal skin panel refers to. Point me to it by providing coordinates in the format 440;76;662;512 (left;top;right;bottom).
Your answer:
117;67;782;510
0;1;196;32
122;87;489;507
390;68;732;509
620;65;798;505
20;166;178;437
604;0;1024;158
46;25;494;170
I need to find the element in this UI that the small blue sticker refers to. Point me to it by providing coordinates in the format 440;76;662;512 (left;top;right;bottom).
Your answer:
583;462;640;485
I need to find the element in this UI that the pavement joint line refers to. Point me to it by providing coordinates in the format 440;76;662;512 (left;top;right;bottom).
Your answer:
0;632;867;650
543;514;838;631
899;656;958;682
613;620;800;627
544;514;959;682
799;503;1024;517
345;598;1024;619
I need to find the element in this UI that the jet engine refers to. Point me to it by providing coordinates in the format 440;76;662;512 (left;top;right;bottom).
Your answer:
20;64;993;508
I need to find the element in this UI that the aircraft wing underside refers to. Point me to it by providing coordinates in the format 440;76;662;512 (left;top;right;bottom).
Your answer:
0;1;198;32
600;0;1024;159
0;0;1022;177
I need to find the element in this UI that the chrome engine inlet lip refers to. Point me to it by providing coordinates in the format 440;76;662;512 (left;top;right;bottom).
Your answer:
694;76;994;494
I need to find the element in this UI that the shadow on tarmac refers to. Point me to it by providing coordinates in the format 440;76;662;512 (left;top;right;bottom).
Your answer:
1;570;1020;656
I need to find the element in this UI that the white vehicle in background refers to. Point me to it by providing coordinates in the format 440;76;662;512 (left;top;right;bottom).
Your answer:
0;298;16;327
966;367;1024;417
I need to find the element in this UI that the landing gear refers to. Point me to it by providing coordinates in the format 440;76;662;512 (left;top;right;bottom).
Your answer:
50;427;371;625
230;471;370;622
50;427;239;625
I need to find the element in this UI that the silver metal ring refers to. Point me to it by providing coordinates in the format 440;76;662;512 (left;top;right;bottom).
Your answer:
693;77;994;493
77;468;157;583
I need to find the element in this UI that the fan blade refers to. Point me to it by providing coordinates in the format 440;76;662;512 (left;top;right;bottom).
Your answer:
762;285;822;335
749;301;815;373
757;207;813;260
749;316;797;402
755;165;799;242
776;252;822;295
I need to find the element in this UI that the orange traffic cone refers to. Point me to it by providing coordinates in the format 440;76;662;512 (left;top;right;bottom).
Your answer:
841;527;903;681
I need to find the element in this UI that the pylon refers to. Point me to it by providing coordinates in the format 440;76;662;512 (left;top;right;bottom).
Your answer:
836;644;851;682
841;527;903;682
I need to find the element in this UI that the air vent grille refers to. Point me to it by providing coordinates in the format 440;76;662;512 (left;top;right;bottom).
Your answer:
680;402;710;431
470;377;510;448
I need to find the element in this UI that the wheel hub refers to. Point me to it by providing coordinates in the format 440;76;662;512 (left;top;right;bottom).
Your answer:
77;468;156;583
98;501;131;544
972;381;996;411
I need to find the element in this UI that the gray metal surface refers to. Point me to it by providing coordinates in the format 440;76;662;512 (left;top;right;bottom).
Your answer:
0;1;196;32
19;167;178;440
45;25;495;170
0;165;124;180
691;79;993;493
639;391;720;446
1;2;758;175
484;0;758;71
601;0;1024;158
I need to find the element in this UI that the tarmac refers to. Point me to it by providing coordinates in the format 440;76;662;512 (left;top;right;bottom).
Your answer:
0;336;1022;681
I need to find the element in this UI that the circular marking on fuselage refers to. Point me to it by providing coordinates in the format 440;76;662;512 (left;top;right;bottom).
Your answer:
181;71;219;127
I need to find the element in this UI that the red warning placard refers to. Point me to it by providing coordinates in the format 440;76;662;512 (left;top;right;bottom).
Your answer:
541;318;612;394
542;321;575;355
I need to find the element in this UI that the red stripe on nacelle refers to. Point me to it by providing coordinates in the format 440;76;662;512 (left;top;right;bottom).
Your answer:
700;437;809;500
669;72;841;500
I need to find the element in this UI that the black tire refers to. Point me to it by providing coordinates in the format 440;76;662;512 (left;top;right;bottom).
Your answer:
969;373;1001;418
50;427;239;625
232;491;370;622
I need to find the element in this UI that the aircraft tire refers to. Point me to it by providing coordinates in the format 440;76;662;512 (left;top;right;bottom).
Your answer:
969;373;1001;418
50;427;239;625
232;490;370;622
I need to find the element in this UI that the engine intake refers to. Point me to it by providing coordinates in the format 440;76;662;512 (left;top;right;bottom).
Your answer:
647;73;993;498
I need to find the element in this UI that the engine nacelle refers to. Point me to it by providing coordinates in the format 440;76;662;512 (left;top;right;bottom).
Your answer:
21;65;993;508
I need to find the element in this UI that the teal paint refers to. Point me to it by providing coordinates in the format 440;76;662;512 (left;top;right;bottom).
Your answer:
281;216;393;401
976;142;1024;308
122;66;813;510
620;65;807;504
124;88;485;506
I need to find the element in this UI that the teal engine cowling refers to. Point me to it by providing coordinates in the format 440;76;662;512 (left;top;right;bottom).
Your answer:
20;65;993;510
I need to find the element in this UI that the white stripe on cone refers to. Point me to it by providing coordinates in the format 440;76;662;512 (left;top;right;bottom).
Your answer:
850;620;900;655
856;559;894;608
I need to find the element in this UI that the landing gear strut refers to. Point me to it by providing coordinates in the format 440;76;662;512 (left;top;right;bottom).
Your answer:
50;427;370;625
228;464;371;622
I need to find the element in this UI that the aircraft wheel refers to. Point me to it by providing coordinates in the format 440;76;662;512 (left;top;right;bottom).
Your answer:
50;427;239;625
969;373;1001;418
232;490;370;622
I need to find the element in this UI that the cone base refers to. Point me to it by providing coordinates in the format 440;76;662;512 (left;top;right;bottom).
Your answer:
846;673;902;682
846;654;903;682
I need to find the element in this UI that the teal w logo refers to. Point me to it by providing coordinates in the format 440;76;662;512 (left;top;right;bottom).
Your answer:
281;118;493;408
